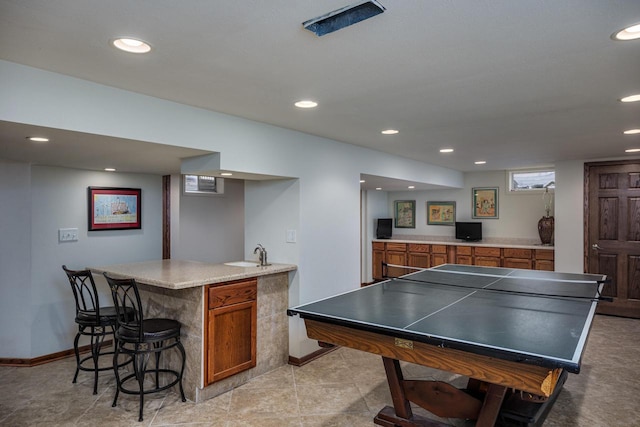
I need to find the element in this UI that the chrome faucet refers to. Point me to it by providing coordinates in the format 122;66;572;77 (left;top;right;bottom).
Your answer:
254;244;269;266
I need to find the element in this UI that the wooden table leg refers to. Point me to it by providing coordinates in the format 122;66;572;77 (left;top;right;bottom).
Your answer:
375;357;452;427
382;356;413;420
475;383;508;427
375;357;507;427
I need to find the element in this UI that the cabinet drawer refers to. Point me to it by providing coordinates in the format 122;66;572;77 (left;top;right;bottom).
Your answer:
431;245;447;254
372;242;385;250
535;259;555;271
503;248;532;259
208;279;257;310
408;243;429;253
504;258;533;269
535;249;554;260
475;257;501;267
456;246;472;255
474;247;501;257
386;242;407;252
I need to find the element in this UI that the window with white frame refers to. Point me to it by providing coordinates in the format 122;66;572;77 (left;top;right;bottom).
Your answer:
508;169;555;192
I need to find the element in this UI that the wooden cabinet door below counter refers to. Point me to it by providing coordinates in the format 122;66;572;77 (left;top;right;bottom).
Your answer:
474;247;501;267
455;246;472;265
205;280;257;385
408;253;430;269
431;245;448;267
408;244;430;270
386;251;408;277
534;250;555;271
207;301;256;384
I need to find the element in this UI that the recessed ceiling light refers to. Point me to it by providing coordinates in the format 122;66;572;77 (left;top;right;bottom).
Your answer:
612;23;640;41
475;160;487;165
439;148;454;153
408;186;415;189
375;187;382;190
360;180;365;183
620;94;640;103
111;37;152;53
294;100;318;108
625;148;640;153
104;168;116;172
381;129;399;135
624;129;640;135
27;136;49;142
220;172;233;176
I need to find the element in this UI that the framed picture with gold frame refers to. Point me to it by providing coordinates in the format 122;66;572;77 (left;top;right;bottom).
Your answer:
472;187;499;219
394;200;416;228
426;201;456;225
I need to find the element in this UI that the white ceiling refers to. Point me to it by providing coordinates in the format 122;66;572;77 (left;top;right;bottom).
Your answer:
1;1;639;183
0;121;213;175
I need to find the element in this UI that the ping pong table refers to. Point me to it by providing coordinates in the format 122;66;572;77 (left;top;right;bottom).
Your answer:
287;264;607;427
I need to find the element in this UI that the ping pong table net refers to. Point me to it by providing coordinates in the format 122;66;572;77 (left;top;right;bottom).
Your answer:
381;262;611;302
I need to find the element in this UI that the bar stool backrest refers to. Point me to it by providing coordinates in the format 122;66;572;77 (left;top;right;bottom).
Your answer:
62;265;102;323
104;275;145;342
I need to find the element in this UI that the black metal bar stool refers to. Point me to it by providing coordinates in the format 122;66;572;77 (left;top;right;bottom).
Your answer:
103;273;186;422
62;265;130;394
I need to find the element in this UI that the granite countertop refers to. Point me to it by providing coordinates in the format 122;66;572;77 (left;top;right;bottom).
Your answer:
374;236;554;250
91;259;297;290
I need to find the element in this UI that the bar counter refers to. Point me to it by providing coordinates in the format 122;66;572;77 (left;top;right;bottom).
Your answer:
91;259;297;402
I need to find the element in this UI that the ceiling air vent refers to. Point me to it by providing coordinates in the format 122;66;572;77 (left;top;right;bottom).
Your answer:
303;1;386;37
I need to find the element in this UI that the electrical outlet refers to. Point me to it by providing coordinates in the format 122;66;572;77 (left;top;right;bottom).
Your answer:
59;228;79;242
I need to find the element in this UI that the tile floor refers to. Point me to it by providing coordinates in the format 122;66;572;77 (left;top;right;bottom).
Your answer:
0;314;638;426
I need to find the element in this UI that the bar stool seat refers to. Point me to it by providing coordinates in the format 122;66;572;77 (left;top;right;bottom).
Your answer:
75;306;119;323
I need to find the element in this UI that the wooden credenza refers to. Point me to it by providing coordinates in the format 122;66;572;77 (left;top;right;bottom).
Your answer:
372;241;554;281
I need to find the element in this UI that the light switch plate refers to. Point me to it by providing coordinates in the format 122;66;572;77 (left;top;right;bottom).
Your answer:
286;229;297;243
59;228;79;242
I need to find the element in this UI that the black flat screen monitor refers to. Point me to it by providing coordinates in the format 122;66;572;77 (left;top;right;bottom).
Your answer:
455;222;482;242
376;218;393;239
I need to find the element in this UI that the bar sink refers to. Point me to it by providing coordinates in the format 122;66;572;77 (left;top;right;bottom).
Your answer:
224;261;259;267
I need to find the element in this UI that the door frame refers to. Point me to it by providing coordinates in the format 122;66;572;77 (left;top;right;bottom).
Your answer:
583;159;640;271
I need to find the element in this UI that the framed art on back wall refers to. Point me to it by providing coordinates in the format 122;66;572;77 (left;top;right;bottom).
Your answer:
88;187;142;231
472;187;498;219
394;200;416;228
427;201;456;225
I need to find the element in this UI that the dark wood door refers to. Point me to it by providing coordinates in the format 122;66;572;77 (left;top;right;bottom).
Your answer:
585;160;640;318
